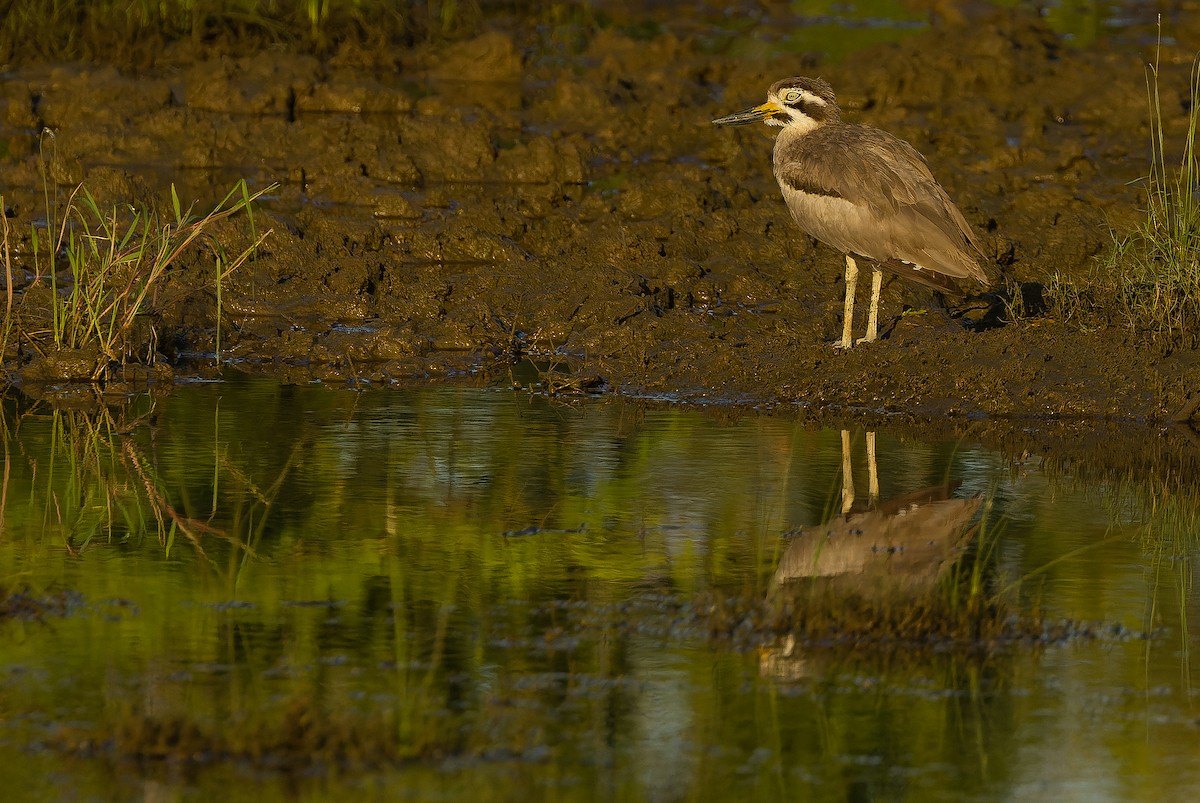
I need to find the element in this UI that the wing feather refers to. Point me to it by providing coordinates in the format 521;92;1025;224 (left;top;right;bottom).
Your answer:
773;124;987;285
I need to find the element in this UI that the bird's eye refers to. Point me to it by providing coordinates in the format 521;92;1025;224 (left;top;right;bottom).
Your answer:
782;90;802;103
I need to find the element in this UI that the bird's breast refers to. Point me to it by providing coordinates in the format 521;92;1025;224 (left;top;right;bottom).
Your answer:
776;183;889;261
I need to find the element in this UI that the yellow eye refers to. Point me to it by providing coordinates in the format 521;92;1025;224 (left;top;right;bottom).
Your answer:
783;90;802;103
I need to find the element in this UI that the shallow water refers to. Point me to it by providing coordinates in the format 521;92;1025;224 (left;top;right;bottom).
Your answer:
0;377;1197;801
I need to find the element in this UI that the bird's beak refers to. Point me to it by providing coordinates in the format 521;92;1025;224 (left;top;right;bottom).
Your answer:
711;100;783;127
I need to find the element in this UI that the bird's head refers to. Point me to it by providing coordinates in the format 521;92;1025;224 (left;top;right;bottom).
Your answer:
712;77;841;132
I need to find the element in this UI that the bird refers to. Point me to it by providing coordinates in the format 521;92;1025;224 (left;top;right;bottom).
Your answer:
712;77;989;348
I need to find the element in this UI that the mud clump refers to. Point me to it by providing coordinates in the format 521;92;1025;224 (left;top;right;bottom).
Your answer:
0;6;1195;423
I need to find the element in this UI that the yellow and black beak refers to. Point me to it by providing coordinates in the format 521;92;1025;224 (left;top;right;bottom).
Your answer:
711;100;783;127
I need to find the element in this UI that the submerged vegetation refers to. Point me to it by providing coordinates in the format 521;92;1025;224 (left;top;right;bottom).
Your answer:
0;585;81;621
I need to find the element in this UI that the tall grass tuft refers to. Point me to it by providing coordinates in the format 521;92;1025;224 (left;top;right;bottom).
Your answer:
1104;52;1200;345
27;179;275;373
0;1;480;64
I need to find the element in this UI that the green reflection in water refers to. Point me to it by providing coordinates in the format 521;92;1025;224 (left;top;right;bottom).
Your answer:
0;377;1196;800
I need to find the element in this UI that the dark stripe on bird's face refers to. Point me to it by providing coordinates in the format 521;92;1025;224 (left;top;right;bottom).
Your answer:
780;173;842;199
767;78;843;128
784;97;837;125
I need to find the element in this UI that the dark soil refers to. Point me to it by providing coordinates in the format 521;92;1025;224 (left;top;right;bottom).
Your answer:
2;3;1199;430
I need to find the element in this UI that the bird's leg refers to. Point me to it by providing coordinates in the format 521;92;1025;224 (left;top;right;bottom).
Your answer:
839;254;858;349
866;430;879;508
840;429;855;514
858;266;884;345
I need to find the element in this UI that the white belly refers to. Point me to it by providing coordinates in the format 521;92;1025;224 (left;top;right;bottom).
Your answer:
778;185;892;262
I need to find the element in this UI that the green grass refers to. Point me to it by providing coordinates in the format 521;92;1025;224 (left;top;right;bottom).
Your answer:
21;178;275;374
1105;53;1200;345
1050;51;1200;344
0;134;276;380
0;0;476;63
1;196;13;363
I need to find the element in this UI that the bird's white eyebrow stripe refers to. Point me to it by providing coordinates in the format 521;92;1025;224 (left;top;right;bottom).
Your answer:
780;89;827;106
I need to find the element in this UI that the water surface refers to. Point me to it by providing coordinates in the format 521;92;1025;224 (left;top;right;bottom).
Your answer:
0;378;1196;801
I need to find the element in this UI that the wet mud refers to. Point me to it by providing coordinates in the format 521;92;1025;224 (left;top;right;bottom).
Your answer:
1;3;1199;427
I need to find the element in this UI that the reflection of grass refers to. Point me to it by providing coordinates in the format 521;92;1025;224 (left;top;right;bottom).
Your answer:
41;404;143;551
33;402;192;551
1134;477;1198;671
948;492;1002;626
0;395;271;559
53;667;576;772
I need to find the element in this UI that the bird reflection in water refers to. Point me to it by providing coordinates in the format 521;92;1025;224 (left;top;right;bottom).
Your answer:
762;431;982;679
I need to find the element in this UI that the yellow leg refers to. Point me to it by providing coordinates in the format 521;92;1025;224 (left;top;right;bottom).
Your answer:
866;430;879;506
839;255;858;349
859;267;883;344
840;429;855;514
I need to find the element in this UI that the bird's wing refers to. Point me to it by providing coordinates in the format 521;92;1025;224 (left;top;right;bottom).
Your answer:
775;126;987;283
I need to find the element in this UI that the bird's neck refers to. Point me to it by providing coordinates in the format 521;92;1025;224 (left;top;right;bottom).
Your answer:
773;120;821;157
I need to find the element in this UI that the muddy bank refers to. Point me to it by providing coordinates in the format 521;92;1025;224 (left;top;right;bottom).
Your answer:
0;3;1198;425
